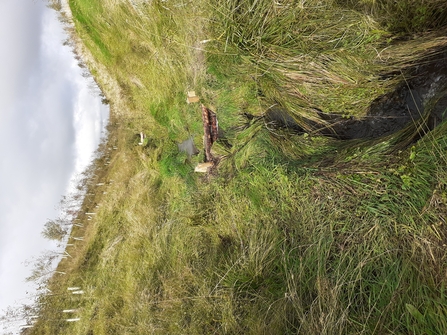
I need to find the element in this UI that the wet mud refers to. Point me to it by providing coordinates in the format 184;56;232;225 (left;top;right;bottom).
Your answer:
265;47;447;140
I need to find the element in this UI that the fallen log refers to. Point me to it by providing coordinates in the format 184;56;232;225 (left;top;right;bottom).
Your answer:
201;104;219;163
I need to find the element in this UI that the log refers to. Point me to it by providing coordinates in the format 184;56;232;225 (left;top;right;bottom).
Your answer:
201;104;219;163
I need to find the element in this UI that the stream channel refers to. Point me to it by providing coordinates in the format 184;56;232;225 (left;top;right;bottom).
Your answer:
265;46;447;141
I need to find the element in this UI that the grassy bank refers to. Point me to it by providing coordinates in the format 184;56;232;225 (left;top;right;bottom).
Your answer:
27;0;447;334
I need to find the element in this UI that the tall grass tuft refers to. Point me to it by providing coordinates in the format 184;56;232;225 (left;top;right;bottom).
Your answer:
208;0;447;131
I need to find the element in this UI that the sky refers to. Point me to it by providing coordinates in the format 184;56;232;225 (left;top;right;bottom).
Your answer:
0;0;109;319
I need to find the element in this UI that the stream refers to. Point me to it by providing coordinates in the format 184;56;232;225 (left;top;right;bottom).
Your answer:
265;46;447;140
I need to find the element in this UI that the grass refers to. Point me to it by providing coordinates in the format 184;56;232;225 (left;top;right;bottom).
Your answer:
25;0;447;334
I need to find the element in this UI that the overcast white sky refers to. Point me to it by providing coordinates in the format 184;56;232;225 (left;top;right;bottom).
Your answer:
0;0;109;319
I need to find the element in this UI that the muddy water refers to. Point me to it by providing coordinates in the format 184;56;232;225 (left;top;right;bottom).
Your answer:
265;48;447;140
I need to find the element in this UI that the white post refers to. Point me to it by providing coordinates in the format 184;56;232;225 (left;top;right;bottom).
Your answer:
66;318;81;322
62;309;78;313
68;287;81;291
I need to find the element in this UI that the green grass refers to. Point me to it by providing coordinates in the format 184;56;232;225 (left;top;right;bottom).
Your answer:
26;0;447;334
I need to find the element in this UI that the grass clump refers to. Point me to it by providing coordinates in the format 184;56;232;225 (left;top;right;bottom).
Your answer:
26;0;447;334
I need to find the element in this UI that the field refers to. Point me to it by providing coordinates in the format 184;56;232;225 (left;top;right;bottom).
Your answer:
26;0;447;334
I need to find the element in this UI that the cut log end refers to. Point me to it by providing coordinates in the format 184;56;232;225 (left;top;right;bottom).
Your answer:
187;91;200;104
194;162;214;173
